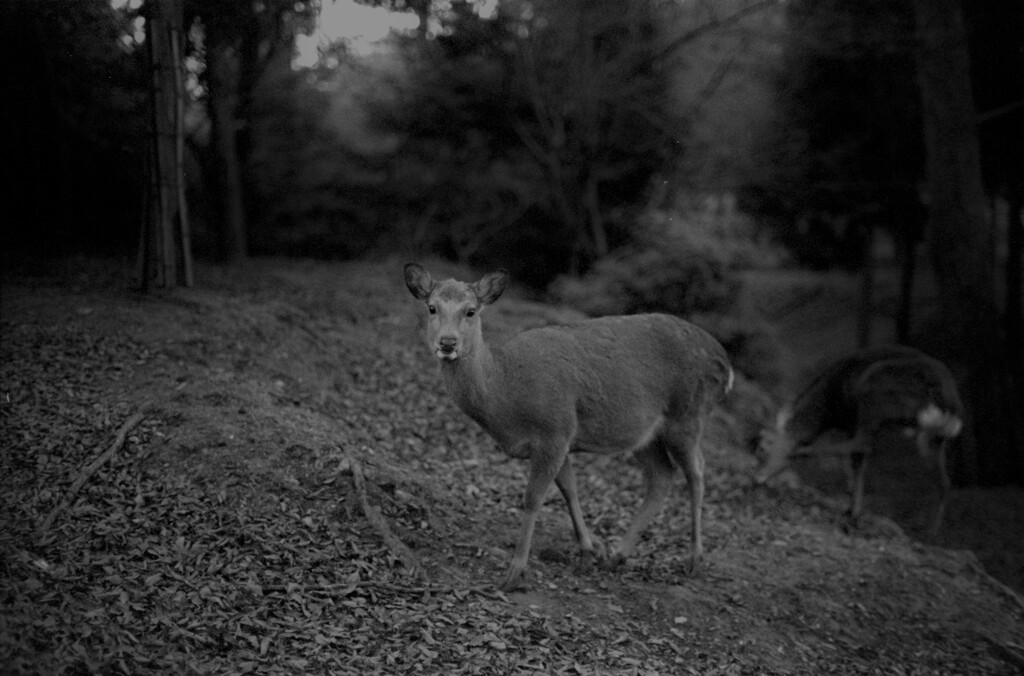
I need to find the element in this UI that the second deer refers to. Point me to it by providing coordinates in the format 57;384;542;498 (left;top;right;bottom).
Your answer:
754;345;963;535
404;263;733;590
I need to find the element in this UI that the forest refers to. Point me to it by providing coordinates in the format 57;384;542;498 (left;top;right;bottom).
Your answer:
2;0;1023;673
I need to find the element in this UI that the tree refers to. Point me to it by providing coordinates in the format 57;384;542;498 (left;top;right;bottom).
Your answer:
964;0;1024;409
3;0;149;256
187;0;315;260
912;0;1024;484
739;0;936;348
371;0;718;281
745;0;924;264
507;0;680;264
138;0;193;289
740;0;1022;482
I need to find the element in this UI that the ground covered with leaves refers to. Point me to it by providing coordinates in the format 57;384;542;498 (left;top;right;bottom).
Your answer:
2;257;1023;675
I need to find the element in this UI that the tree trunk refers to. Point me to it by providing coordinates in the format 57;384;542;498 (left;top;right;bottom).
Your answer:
584;173;609;258
171;20;193;286
208;40;247;261
912;0;1024;484
896;229;917;344
895;197;925;344
1007;188;1023;392
138;0;192;289
857;222;874;348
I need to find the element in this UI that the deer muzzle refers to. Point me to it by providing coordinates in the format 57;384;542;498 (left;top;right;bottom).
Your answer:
437;336;459;360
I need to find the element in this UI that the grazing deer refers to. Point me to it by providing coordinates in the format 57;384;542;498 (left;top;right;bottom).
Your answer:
754;345;963;535
404;263;733;590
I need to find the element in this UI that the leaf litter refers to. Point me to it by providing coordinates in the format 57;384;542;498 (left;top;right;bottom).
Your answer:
1;257;1022;675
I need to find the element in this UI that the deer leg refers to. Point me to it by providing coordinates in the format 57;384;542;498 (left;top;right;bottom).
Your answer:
553;455;603;571
501;443;568;591
613;441;675;565
847;433;871;524
924;435;952;537
663;419;706;576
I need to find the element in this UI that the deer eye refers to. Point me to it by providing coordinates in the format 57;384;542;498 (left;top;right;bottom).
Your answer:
466;308;476;318
428;305;437;315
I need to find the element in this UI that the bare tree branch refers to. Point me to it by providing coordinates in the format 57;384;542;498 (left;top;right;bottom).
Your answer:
650;0;780;64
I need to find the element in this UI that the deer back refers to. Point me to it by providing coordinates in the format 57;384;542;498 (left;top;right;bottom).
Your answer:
852;354;963;430
482;314;732;453
783;345;935;442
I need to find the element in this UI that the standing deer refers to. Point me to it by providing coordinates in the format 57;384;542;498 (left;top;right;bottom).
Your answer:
754;345;963;535
404;263;733;590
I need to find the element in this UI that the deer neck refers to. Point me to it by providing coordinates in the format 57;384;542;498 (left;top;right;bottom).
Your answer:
439;331;500;425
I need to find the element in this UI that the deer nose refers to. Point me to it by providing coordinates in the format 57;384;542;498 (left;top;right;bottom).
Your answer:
438;336;458;353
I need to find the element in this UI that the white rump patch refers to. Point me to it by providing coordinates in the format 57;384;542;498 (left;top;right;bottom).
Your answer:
917;404;963;437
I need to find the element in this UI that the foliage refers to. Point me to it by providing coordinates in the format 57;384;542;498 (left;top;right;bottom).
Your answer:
700;313;787;392
4;0;149;254
245;57;394;258
740;0;923;268
548;210;741;317
362;0;692;283
672;0;785;196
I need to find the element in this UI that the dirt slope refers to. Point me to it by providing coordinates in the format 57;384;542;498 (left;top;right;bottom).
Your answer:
2;257;1022;675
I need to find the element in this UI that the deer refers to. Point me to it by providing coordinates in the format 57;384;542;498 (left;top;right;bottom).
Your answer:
753;345;963;535
403;263;734;591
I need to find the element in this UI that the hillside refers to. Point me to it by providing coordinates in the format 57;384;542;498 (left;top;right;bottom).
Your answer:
2;257;1023;675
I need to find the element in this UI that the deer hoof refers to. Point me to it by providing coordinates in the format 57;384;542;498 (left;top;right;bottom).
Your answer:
575;549;597;574
498;568;528;592
683;554;704;577
576;538;608;573
601;550;628;570
842;512;864;534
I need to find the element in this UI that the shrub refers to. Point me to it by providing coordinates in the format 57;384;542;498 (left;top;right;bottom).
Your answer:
692;313;786;392
548;219;740;318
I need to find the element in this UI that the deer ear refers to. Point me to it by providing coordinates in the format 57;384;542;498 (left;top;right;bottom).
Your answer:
473;270;508;306
404;263;434;301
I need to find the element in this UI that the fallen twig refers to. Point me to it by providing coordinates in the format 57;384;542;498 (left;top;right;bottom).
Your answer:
37;412;145;538
350;458;424;580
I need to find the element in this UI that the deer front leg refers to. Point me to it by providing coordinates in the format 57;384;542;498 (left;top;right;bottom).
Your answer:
923;435;952;537
818;432;870;526
554;456;603;572
846;430;876;529
501;443;568;591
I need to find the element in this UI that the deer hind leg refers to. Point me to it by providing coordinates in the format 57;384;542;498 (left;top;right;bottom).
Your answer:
662;418;706;576
501;441;570;591
553;455;603;571
612;439;675;565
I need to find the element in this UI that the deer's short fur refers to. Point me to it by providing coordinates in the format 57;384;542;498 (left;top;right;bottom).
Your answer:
404;263;733;590
754;345;963;535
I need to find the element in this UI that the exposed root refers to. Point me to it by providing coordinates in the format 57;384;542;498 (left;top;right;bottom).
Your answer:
350;458;424;580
